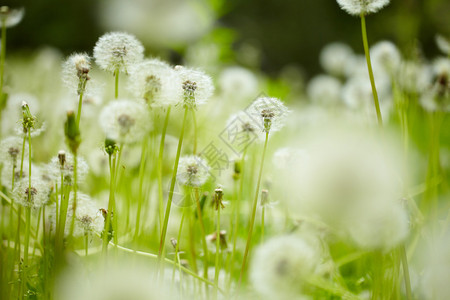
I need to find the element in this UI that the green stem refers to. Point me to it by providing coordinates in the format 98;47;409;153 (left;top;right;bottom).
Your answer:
21;207;31;299
85;233;89;257
158;106;172;230
135;138;148;240
360;14;383;126
114;68;119;99
214;206;221;299
75;90;84;128
0;20;6;99
172;208;187;284
261;206;265;243
113;144;123;247
400;245;412;300
238;132;269;286
227;149;247;291
69;152;78;240
21;130;32;298
192;109;197;154
158;107;189;260
102;153;116;254
194;188;210;292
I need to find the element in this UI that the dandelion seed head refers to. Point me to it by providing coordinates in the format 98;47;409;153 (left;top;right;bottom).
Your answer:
64;192;104;237
250;235;319;298
175;66;214;109
94;32;144;73
336;0;390;16
177;155;210;187
370;40;402;76
128;59;182;107
0;6;24;28
99;99;151;144
436;34;450;56
283;128;405;229
62;53;91;95
398;61;433;94
218;66;259;100
12;175;52;209
247;97;290;133
346;200;409;251
307;75;342;105
319;42;354;77
0;136;28;167
48;152;89;186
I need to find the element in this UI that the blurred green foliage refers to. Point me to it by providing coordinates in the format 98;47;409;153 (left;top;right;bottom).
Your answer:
4;0;450;76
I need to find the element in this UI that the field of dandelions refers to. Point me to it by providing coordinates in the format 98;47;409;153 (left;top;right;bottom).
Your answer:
0;1;449;299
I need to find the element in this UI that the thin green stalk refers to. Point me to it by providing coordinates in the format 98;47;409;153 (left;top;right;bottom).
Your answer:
214;205;221;299
158;106;172;230
261;206;265;243
21;207;31;299
172;208;187;283
227;149;247;290
360;14;383;126
400;245;412;300
85;233;89;257
21;130;32;298
0;19;6;99
158;107;189;260
75;90;84;128
238;132;269;286
113;144;123;246
114;68;119;99
135;138;148;241
69;152;78;240
192;109;197;154
7;164;16;249
194;188;210;292
32;208;42;256
102;153;116;254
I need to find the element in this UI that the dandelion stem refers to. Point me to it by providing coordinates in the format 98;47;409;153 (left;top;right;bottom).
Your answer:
158;106;172;230
102;152;116;254
21;207;31;299
360;14;383;126
172;208;187;283
238;131;269;287
114;68;119;99
75;90;84;128
158;107;189;262
261;206;265;243
192;109;197;154
0;19;6;101
214;205;221;299
135;137;148;241
400;245;412;300
69;152;78;240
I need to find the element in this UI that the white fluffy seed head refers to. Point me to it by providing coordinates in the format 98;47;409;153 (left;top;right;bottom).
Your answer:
94;32;144;73
12;175;52;209
282;128;406;233
48;152;89;186
0;6;24;28
250;235;320;298
307;74;342;105
175;66;214;109
398;61;433;94
346;199;409;251
247;97;290;133
177;155;210;187
436;34;450;56
218;66;259;101
336;0;391;16
63;192;104;237
370;40;402;76
127;58;182;107
62;53;91;95
319;42;354;77
99;99;152;144
0;136;28;167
